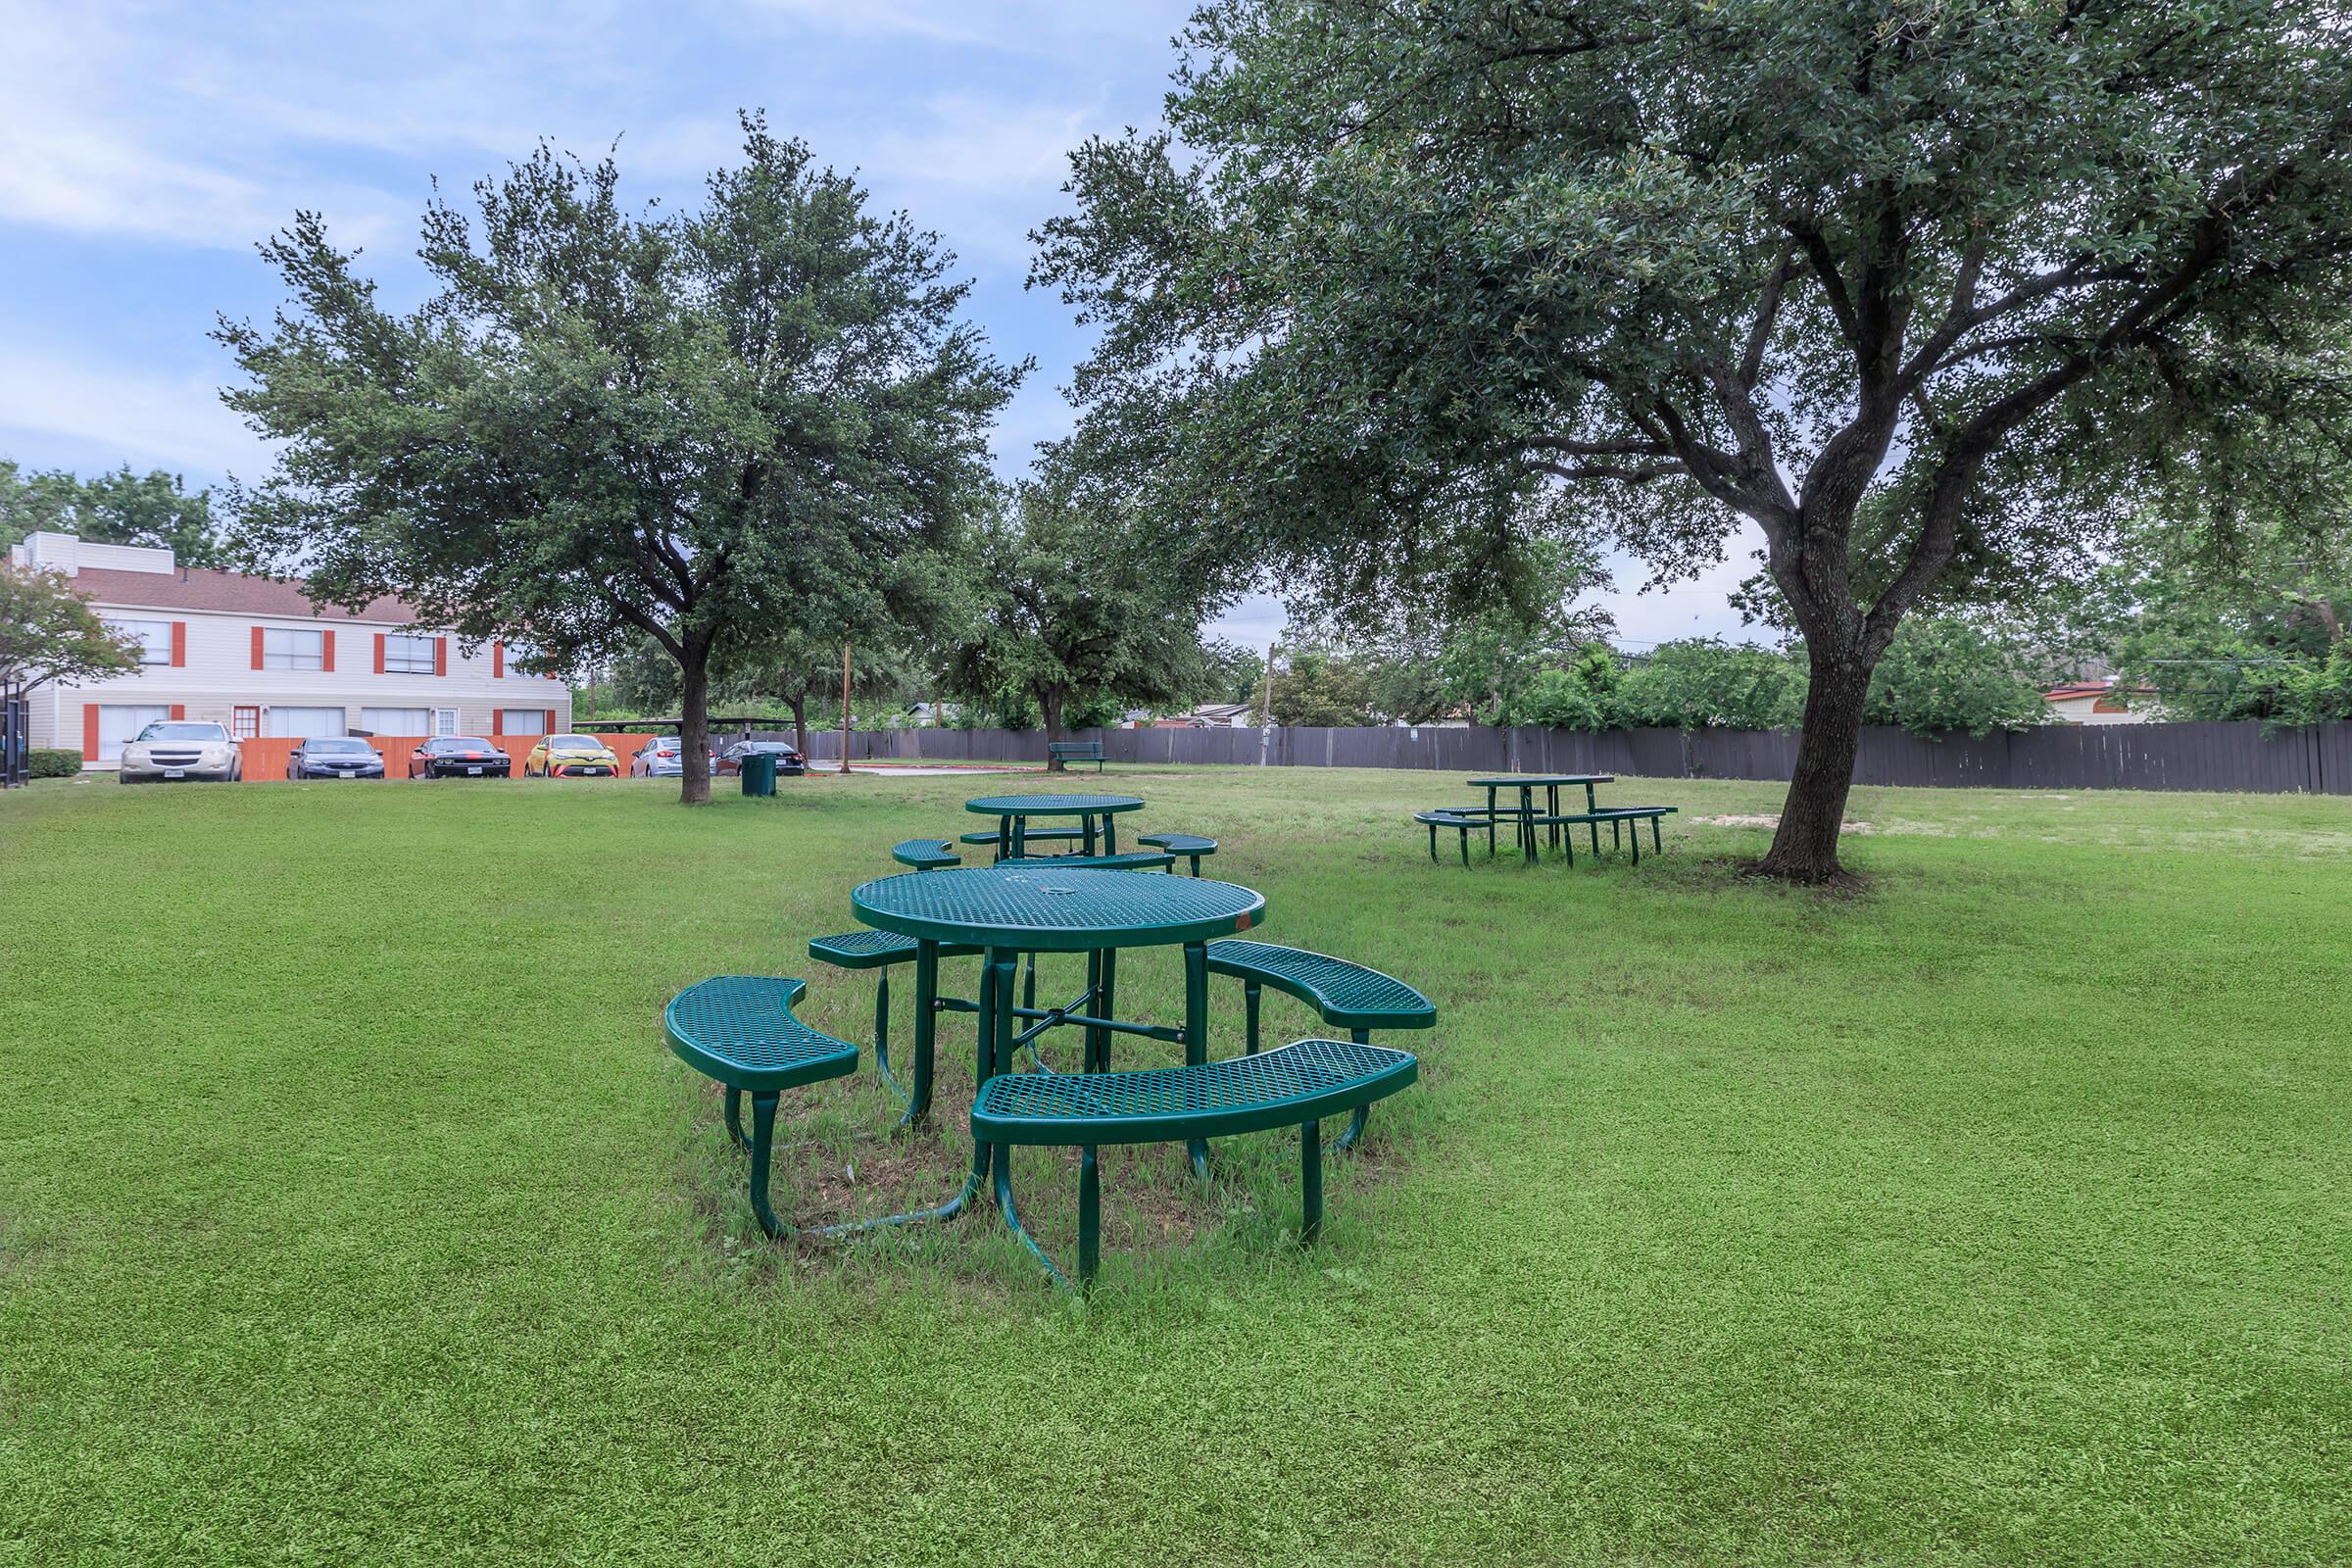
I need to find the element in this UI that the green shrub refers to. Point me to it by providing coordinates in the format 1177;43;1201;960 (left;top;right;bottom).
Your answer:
27;749;82;778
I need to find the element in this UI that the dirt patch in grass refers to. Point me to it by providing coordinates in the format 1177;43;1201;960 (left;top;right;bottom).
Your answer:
1695;812;1876;833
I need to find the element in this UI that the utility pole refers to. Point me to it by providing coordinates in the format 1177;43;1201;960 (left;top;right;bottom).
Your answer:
1257;641;1277;767
838;638;854;778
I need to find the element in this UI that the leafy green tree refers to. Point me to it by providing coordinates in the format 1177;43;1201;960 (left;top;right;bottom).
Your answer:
1267;645;1374;726
943;482;1208;767
1199;639;1266;708
1610;641;1809;731
1860;618;2050;736
0;565;142;695
1036;0;2352;879
1;463;230;567
219;116;1019;803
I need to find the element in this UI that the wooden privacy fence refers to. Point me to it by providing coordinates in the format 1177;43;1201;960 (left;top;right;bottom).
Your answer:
234;734;661;779
796;720;2352;795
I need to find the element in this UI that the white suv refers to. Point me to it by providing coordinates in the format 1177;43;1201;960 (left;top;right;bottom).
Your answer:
119;720;243;783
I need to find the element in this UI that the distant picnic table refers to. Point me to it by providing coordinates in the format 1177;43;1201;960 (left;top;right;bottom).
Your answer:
1465;774;1614;859
962;792;1146;860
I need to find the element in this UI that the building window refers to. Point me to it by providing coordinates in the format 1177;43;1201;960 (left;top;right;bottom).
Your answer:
432;709;459;737
97;705;172;761
106;616;174;665
360;707;430;735
383;634;436;674
500;709;547;737
263;628;325;670
231;707;261;740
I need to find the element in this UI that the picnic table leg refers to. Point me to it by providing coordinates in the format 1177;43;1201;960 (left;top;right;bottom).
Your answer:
1105;813;1119;855
996;814;1010;863
1083;815;1099;855
1547;785;1562;854
906;940;938;1125
1652;815;1664;853
1486;786;1498;857
1587;785;1603;857
1184;940;1210;1179
1520;787;1538;866
1299;1117;1323;1245
724;1088;748;1150
990;944;1076;1290
1333;1027;1372;1150
747;1090;785;1239
1077;1146;1101;1286
1095;948;1118;1071
1628;822;1641;865
1244;979;1262;1054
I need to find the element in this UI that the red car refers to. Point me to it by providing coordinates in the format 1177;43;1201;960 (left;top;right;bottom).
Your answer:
407;737;513;779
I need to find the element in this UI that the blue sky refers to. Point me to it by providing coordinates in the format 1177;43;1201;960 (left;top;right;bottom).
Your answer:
0;0;1752;649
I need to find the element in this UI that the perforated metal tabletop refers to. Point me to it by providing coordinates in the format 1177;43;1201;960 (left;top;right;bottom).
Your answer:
962;793;1146;817
853;865;1264;952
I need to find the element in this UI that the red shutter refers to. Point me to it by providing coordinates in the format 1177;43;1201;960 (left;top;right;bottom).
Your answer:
434;637;447;676
373;633;386;673
321;629;335;672
170;622;186;667
83;705;99;760
170;705;185;720
492;710;503;736
251;627;266;669
544;708;556;735
492;640;504;679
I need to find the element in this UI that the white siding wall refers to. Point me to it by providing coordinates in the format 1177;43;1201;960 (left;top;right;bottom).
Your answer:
33;607;571;761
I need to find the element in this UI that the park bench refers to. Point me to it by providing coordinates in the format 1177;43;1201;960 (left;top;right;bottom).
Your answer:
1136;831;1219;876
1047;739;1106;772
891;838;961;870
1203;939;1436;1151
1530;806;1679;864
1002;850;1177;871
664;976;860;1238
971;1037;1420;1292
1414;808;1482;865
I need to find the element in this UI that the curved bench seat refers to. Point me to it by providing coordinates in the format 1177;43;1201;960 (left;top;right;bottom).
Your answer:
999;850;1175;871
1135;832;1218;875
664;976;860;1238
971;1038;1419;1290
1204;940;1437;1033
891;838;961;870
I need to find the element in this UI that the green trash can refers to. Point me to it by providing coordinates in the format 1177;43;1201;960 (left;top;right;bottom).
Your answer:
738;751;778;797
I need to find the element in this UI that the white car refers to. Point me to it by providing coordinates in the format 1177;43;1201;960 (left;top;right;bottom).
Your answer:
119;720;242;783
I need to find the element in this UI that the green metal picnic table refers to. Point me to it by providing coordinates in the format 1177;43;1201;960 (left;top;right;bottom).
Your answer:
964;792;1146;860
851;864;1268;1234
1465;774;1615;860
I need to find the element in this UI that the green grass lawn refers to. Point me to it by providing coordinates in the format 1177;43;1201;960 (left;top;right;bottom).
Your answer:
3;767;2347;1565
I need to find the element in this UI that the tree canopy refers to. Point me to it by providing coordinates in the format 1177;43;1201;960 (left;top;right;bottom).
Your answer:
1;463;231;568
942;481;1209;762
1034;0;2352;878
219;114;1019;802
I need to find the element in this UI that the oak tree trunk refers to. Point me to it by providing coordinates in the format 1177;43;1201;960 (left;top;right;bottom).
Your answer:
1758;649;1872;883
788;694;808;760
677;645;712;807
1042;686;1066;770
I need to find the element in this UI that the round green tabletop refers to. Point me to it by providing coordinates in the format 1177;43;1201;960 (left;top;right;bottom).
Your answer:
963;792;1146;817
854;865;1264;953
1464;774;1615;787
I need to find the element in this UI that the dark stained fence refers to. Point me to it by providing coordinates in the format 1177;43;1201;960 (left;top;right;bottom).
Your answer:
793;719;2352;794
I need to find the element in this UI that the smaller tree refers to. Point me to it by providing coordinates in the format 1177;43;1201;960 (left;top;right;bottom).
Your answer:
944;482;1207;765
1267;645;1374;726
1610;641;1809;731
1861;619;2050;737
0;566;142;695
1;462;231;566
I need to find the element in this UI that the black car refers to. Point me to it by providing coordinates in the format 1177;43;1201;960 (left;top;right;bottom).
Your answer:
407;736;514;779
717;740;807;777
286;736;386;780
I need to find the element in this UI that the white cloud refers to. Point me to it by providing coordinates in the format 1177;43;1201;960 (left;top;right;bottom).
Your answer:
0;349;270;477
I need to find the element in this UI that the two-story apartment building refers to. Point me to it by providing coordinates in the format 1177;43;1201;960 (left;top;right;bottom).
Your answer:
10;531;571;768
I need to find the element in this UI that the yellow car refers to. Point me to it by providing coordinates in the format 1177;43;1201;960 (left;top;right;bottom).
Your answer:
523;733;621;778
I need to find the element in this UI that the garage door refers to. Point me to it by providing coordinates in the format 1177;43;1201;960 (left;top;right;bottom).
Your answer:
97;705;172;762
265;707;348;739
359;708;430;735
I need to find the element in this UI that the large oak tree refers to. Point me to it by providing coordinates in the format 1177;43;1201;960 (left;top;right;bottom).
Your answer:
1034;0;2352;879
220;115;1019;803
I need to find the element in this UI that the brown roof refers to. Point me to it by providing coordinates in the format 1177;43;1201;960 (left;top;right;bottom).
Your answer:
71;565;421;624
